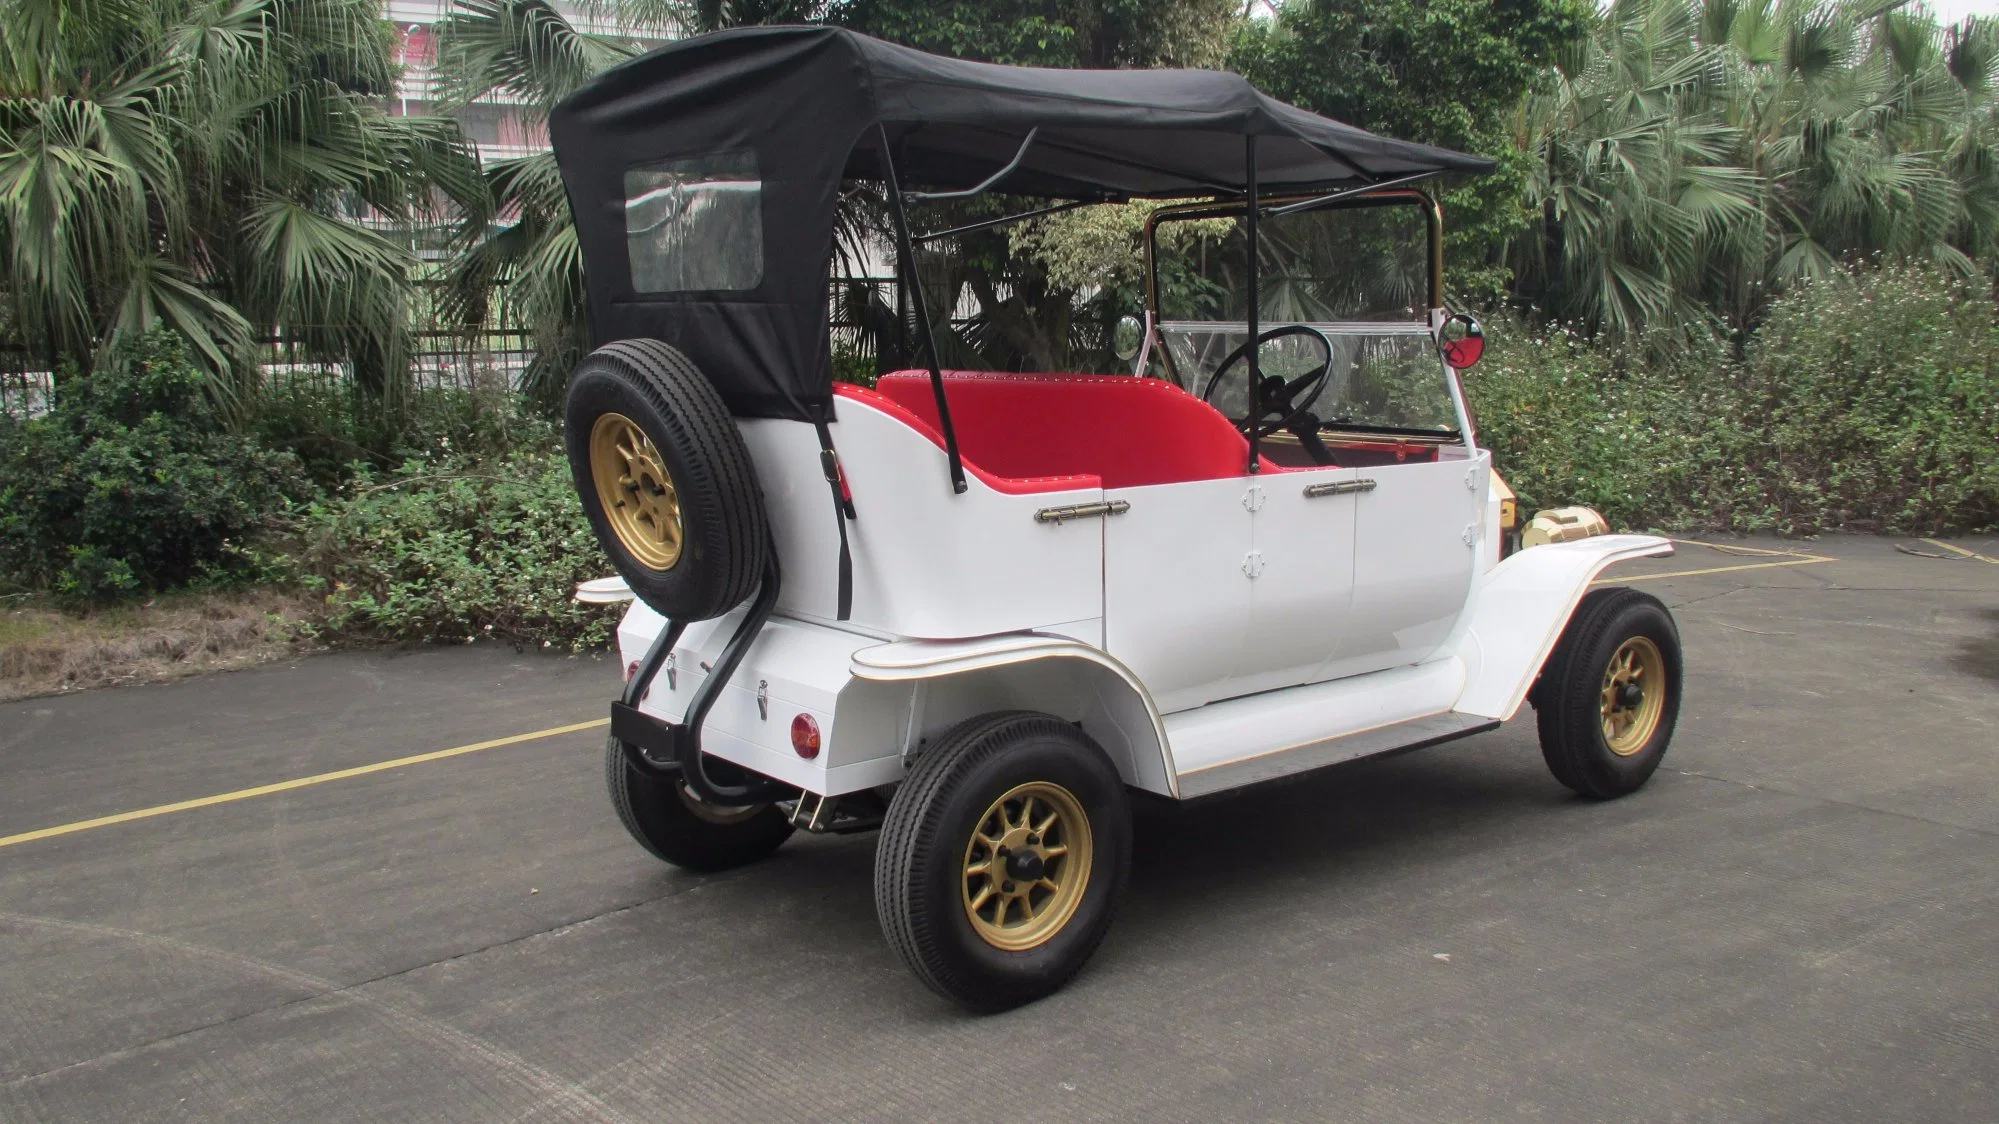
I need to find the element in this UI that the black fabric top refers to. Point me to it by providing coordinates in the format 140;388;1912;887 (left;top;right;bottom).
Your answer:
551;25;1494;420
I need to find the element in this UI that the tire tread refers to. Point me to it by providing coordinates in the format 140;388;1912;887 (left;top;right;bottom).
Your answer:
567;339;767;620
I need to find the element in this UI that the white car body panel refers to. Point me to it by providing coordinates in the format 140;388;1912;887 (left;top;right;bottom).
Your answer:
1103;476;1254;713
742;397;1104;638
606;394;1674;802
1449;534;1675;721
1229;465;1359;699
1330;454;1488;679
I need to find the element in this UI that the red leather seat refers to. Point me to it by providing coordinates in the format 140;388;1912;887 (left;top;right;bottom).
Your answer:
872;371;1255;490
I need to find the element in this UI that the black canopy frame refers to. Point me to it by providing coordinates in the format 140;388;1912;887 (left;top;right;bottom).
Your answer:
550;24;1494;488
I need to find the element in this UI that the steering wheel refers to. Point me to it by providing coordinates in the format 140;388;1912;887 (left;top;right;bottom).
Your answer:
1199;324;1337;452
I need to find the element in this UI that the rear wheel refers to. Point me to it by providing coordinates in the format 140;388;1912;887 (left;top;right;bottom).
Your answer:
604;736;793;872
874;712;1131;1012
565;340;768;622
1534;587;1682;799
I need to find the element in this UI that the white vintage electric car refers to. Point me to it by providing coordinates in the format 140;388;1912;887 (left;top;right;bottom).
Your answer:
550;27;1682;1011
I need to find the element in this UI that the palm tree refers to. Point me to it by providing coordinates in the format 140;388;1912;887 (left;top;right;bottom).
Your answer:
0;0;485;413
1511;0;1999;338
430;0;670;407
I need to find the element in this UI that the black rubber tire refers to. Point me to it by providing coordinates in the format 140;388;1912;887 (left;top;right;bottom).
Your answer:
874;712;1132;1013
603;736;793;873
565;340;768;622
1533;587;1682;799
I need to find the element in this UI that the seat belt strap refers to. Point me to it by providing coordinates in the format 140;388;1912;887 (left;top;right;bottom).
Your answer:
812;417;856;621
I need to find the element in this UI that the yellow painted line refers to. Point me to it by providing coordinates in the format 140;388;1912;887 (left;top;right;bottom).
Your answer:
1595;539;1835;584
0;718;609;850
1922;538;1999;564
1602;556;1834;583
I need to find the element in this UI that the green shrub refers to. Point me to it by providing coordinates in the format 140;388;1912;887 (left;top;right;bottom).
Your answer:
1468;323;1763;531
295;451;619;649
1468;262;1999;535
0;332;308;604
1737;263;1999;533
254;367;558;487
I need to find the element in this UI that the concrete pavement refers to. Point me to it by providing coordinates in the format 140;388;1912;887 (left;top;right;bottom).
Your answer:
2;535;1996;1122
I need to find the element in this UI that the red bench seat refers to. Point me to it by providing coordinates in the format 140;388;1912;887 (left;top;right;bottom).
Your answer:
869;371;1259;490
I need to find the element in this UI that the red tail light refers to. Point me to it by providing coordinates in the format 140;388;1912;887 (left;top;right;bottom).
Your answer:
790;714;822;759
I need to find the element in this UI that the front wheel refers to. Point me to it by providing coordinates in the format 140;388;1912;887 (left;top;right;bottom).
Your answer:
1534;587;1682;799
874;712;1132;1012
604;736;793;872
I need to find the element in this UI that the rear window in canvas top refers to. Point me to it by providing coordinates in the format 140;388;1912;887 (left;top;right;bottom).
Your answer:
624;151;763;293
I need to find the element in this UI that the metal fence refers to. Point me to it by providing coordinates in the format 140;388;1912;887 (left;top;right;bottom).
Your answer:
0;369;52;419
0;276;929;421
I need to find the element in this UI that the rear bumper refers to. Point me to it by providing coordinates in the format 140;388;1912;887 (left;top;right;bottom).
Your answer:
616;602;907;796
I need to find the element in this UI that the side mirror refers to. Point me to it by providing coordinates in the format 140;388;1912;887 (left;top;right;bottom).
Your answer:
1112;314;1145;363
1439;312;1485;369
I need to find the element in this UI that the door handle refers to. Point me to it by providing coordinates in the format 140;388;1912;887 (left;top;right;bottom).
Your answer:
1034;500;1132;524
1303;478;1377;498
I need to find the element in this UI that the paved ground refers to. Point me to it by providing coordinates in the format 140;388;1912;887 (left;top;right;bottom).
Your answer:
2;535;1996;1123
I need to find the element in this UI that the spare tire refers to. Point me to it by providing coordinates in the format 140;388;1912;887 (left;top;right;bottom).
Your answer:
564;340;769;621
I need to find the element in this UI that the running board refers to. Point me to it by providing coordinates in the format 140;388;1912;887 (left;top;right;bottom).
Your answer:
1165;657;1486;799
1174;711;1497;799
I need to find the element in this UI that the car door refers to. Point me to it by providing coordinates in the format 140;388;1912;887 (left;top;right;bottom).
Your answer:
1226;464;1362;698
1325;451;1489;679
1102;477;1255;715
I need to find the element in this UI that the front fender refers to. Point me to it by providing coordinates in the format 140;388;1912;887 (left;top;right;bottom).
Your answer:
1449;534;1674;721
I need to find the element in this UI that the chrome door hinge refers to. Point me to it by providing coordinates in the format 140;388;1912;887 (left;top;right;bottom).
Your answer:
1303;478;1377;498
664;651;677;690
1034;500;1132;524
1465;466;1483;491
1241;550;1266;579
1241;484;1265;512
1462;523;1480;547
756;680;770;720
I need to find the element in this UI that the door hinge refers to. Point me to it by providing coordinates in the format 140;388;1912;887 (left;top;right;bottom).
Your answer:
1462;522;1480;547
1241;550;1266;579
1241;484;1265;512
1303;478;1377;498
1465;466;1483;491
1034;500;1132;524
756;679;769;720
664;651;677;690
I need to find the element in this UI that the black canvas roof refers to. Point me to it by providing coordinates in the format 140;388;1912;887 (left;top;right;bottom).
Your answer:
551;25;1494;420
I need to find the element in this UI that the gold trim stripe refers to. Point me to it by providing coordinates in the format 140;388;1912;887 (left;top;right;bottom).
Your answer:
0;718;609;850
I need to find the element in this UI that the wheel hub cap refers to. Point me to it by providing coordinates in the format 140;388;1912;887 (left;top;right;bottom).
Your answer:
961;782;1092;951
589;413;683;570
1601;636;1666;756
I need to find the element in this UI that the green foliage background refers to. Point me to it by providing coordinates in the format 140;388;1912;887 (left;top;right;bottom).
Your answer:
0;333;309;604
294;453;617;649
6;0;1999;655
1471;262;1999;534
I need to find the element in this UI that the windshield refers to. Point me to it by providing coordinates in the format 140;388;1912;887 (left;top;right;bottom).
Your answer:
1147;196;1460;436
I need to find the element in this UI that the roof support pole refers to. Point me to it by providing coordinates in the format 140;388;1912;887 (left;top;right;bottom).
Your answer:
877;123;969;494
1244;134;1261;474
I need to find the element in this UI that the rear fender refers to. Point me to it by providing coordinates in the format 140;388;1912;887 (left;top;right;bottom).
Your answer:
848;635;1176;797
1449;534;1675;721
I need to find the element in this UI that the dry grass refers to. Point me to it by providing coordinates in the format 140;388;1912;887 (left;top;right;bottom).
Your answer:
0;588;324;701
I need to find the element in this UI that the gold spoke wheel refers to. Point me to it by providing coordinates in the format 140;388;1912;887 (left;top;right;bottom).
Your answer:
961;782;1093;952
1600;635;1666;756
589;413;683;570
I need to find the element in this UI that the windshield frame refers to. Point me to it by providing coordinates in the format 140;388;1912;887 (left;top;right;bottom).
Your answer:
1139;189;1470;443
1143;188;1444;327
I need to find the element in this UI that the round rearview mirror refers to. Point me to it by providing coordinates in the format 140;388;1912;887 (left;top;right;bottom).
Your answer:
1112;314;1145;362
1439;312;1485;369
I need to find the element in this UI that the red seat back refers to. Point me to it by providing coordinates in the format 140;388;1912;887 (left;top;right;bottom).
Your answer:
873;371;1252;490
